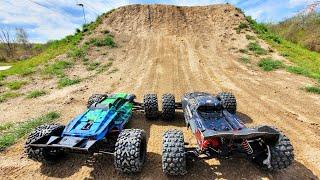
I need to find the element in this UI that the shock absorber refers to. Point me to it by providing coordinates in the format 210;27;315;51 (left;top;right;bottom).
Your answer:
242;139;253;154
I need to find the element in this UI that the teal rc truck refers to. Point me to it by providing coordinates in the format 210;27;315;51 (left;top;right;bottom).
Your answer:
24;93;164;173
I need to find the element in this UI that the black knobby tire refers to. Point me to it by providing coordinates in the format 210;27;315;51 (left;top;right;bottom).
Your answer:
263;134;294;171
114;129;147;173
162;130;187;176
87;94;107;108
25;124;65;162
217;92;237;114
143;94;158;119
162;93;175;121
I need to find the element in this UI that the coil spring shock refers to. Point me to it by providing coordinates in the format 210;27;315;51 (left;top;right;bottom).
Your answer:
242;139;253;154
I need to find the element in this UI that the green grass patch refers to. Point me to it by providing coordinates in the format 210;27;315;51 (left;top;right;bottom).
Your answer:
102;35;116;47
246;16;320;81
305;86;320;94
89;35;116;48
239;56;250;63
0;9;114;79
0;92;21;103
43;60;74;78
96;61;113;74
26;90;47;99
235;22;249;33
67;45;89;60
247;42;267;55
0;74;5;81
6;80;27;90
58;77;81;88
0;33;82;78
0;111;60;151
0;122;14;133
258;58;284;71
86;62;101;71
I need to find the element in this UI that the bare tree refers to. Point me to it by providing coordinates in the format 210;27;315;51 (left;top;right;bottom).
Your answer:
0;26;15;57
16;27;30;51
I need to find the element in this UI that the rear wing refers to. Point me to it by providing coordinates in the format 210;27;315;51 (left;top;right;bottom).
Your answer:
202;126;280;143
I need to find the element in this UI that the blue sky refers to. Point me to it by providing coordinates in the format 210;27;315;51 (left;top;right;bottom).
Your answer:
0;0;316;43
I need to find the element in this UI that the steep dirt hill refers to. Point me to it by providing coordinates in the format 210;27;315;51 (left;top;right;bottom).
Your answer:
0;4;319;179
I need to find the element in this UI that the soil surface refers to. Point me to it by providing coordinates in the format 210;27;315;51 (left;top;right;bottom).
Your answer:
0;4;319;180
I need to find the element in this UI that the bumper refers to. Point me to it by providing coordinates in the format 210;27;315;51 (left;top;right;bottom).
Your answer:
29;136;97;153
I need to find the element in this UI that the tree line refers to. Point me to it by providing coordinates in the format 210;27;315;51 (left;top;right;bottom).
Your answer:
0;26;40;62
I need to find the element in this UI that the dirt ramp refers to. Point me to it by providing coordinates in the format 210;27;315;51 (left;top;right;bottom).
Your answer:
103;4;245;35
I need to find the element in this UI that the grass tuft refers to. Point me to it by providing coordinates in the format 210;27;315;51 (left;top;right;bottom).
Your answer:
96;61;113;74
0;122;14;133
247;42;267;55
67;45;88;60
235;22;249;33
89;35;116;48
239;56;250;63
0;111;60;151
26;90;47;99
43;60;74;78
6;80;27;90
245;34;255;40
258;58;284;71
58;77;81;88
0;92;21;103
86;62;101;71
305;86;320;94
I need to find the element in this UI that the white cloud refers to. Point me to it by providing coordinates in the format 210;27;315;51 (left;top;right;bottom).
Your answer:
0;0;130;43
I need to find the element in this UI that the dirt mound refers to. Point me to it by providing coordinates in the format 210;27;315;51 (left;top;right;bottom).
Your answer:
0;4;319;179
103;4;244;35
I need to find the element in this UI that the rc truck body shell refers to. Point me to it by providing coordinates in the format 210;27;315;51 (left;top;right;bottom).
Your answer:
29;93;135;153
162;92;294;175
181;92;279;149
63;93;133;139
